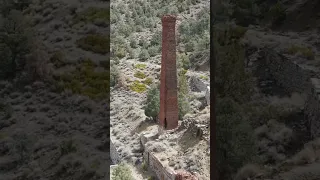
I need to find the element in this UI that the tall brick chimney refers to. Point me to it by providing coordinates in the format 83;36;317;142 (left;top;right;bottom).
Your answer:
159;15;178;130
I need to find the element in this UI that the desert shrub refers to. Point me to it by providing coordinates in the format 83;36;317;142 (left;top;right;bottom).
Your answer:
216;97;257;180
287;45;314;60
111;11;120;24
195;31;210;51
111;65;119;87
76;34;109;54
185;40;195;52
139;49;150;61
130;80;147;93
231;0;261;27
135;63;147;70
118;23;133;37
142;161;148;171
0;0;31;17
215;28;254;103
11;131;33;163
178;93;190;119
150;31;161;46
0;101;13;119
0;10;33;79
112;163;134;180
50;51;67;68
60;139;77;156
148;46;159;57
76;34;110;54
115;46;126;59
128;48;137;59
75;7;110;24
23;47;52;83
130;37;138;48
134;71;146;79
178;53;190;70
138;39;148;48
254;120;293;164
178;70;189;95
268;2;286;26
144;85;160;120
178;70;190;119
112;36;126;49
54;58;109;99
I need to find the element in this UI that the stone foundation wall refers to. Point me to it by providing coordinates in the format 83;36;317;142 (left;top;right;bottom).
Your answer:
256;49;320;138
305;78;320;138
143;150;198;180
257;50;318;93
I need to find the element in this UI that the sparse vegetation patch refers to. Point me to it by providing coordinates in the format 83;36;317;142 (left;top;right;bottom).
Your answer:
134;71;146;79
76;34;110;54
287;45;314;60
130;80;147;93
54;58;109;99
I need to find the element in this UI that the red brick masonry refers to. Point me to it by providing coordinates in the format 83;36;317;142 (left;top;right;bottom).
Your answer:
159;15;179;130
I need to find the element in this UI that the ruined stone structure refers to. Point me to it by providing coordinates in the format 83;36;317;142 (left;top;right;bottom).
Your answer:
159;15;179;130
250;48;320;139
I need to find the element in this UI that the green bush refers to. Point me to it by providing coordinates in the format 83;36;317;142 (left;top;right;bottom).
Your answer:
75;7;110;24
130;80;147;93
115;46;126;59
111;65;119;87
148;46;159;57
144;85;160;120
178;71;190;119
215;30;254;102
118;23;133;37
268;2;286;26
128;48;137;59
60;139;77;156
112;163;134;180
150;32;161;46
76;34;109;54
54;58;109;99
0;10;33;79
185;41;195;52
50;51;67;68
138;39;148;48
216;97;257;180
111;11;120;24
0;0;31;17
178;53;190;70
178;93;190;119
139;49;150;61
130;37;138;48
12;131;33;163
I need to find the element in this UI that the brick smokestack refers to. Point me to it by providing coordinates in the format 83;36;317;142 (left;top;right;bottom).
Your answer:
159;15;178;130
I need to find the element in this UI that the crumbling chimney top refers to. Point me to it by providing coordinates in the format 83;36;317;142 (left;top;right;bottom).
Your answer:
162;15;177;22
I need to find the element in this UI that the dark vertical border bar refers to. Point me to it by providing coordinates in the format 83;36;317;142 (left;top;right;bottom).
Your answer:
210;0;217;179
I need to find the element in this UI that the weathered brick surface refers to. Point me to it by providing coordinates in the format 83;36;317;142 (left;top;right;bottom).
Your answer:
159;15;178;130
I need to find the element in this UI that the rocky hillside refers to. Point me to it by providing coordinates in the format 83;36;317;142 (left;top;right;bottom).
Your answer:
0;0;110;179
